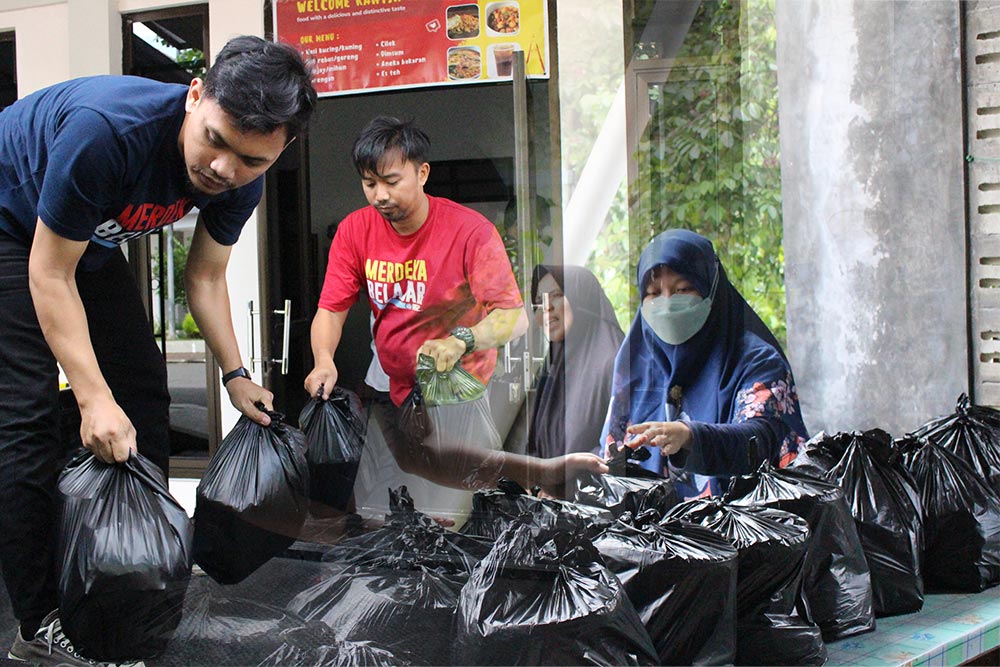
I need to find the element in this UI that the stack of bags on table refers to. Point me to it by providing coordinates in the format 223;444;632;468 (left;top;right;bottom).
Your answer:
791;392;1000;608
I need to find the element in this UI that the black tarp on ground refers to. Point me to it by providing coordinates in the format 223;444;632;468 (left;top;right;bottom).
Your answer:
156;558;358;666
792;429;924;617
727;460;876;640
257;624;404;667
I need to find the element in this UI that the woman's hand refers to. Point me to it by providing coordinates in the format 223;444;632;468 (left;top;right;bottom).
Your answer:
626;420;692;456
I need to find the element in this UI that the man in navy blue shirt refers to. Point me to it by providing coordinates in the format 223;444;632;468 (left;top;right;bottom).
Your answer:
0;35;315;666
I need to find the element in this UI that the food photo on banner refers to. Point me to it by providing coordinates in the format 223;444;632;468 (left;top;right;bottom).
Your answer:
273;0;549;96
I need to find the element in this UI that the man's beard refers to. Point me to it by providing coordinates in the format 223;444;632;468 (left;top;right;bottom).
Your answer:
376;204;404;222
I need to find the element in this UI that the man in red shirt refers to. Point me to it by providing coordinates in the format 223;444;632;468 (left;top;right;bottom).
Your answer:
305;116;605;512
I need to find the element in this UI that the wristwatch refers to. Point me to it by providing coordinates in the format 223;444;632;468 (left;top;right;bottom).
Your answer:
450;326;476;355
222;366;251;386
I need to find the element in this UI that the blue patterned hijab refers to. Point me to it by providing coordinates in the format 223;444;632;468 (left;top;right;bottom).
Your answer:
601;229;808;477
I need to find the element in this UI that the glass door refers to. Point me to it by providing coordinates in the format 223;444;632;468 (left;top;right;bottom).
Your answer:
122;5;219;478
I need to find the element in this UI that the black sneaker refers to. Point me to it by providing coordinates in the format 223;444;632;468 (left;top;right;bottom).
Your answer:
7;610;145;667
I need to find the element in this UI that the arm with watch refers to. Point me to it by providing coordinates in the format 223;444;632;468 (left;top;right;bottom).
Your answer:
416;306;528;372
185;220;274;426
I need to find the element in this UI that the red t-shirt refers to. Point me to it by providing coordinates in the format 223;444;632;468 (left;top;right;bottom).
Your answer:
318;195;523;405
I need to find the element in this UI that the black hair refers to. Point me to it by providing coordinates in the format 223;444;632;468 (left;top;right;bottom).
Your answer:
351;115;430;176
203;35;317;141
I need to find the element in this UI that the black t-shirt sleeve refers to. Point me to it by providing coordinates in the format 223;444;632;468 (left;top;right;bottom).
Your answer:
36;108;126;240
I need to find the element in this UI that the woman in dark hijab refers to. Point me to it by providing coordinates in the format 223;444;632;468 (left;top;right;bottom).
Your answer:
528;265;625;458
601;229;809;499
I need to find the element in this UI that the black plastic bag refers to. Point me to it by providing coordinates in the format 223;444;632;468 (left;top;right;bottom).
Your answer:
298;388;366;511
898;435;1000;592
665;498;827;666
398;384;431;445
193;409;309;584
287;561;459;665
291;487;487;665
322;486;492;572
455;520;659;666
594;511;738;665
462;477;614;541
792;429;924;617
298;388;366;465
727;460;876;641
57;451;193;661
912;393;1000;495
574;443;680;519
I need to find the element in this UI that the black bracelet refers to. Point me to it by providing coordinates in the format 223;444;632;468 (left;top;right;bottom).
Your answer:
222;367;251;386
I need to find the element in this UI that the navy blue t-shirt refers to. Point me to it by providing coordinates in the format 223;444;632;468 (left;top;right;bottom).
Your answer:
0;75;263;271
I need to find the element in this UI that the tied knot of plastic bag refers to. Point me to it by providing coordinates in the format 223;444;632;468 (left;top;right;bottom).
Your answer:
326;486;491;574
415;353;486;406
911;393;1000;496
463;477;614;541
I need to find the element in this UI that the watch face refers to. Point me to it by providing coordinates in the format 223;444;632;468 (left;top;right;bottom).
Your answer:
453;327;475;352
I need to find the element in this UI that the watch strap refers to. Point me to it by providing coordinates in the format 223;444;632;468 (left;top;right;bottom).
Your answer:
222;366;251;386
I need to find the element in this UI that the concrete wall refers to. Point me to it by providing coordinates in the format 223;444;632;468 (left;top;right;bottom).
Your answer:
776;0;967;436
0;2;70;93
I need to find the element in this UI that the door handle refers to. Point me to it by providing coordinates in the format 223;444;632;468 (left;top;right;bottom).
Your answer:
247;299;292;375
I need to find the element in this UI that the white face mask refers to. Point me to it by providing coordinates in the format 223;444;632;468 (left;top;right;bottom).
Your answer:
641;265;719;344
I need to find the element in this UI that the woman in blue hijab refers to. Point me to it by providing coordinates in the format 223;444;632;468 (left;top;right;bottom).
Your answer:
601;229;808;499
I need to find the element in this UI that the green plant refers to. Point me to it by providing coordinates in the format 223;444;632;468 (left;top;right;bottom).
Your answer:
181;312;201;339
586;0;787;345
176;48;206;79
150;233;190;307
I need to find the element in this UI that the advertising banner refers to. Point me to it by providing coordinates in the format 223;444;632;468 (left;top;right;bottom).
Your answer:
273;0;549;97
